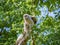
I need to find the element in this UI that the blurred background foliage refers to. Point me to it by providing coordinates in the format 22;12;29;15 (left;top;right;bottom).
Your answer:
0;0;60;45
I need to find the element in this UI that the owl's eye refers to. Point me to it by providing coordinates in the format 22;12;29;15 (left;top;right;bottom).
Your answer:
24;14;29;19
24;15;28;17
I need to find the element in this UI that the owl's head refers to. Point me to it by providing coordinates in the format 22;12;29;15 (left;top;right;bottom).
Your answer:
23;14;37;24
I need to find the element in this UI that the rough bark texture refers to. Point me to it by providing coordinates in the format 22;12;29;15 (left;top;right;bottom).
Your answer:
16;32;29;45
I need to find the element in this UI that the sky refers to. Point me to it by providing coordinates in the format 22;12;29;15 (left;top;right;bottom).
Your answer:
36;5;60;25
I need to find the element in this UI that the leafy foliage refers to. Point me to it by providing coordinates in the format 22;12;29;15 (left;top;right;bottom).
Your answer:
0;0;60;45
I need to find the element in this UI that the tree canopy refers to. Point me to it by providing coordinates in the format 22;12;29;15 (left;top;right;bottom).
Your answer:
0;0;60;45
